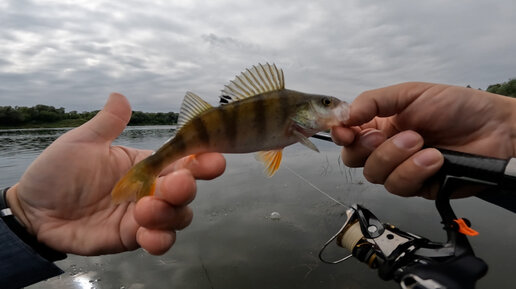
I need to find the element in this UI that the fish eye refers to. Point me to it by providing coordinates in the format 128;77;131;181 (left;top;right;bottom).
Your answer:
321;97;332;106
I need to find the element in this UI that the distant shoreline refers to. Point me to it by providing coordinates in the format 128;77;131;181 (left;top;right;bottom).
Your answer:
0;119;88;129
1;105;178;129
0;120;176;130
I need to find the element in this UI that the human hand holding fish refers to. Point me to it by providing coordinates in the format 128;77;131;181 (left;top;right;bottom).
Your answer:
3;63;348;260
5;93;225;256
331;82;516;199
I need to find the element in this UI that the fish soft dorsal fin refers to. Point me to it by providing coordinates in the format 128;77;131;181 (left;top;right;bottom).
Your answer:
177;92;213;129
255;149;283;177
220;63;285;105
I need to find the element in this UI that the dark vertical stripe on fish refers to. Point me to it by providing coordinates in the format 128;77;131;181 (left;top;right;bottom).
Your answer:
192;117;210;145
217;106;237;147
278;92;291;124
152;132;187;172
172;133;186;155
254;96;267;136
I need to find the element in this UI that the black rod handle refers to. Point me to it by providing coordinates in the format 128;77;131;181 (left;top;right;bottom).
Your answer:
438;148;516;189
438;149;506;182
311;133;516;189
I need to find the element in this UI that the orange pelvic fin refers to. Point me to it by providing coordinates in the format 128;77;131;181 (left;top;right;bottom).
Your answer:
111;161;157;204
182;154;198;167
256;149;283;177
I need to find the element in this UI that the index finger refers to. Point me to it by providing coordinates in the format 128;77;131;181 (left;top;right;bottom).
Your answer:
330;126;358;146
346;82;436;126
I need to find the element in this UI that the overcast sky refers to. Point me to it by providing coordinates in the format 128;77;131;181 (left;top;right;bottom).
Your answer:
1;0;515;112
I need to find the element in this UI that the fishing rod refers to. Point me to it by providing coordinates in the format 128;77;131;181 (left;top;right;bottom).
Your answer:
309;132;516;289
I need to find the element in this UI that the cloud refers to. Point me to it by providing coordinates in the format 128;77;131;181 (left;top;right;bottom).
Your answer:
1;0;515;112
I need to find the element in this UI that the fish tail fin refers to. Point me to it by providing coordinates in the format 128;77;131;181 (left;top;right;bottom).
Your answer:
111;160;157;204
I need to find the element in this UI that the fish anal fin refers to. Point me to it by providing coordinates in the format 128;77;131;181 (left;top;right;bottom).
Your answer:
111;161;157;204
177;92;213;129
255;149;283;177
111;175;156;204
292;130;320;152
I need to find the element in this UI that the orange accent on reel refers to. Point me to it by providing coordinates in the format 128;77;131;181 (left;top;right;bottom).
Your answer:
453;218;479;236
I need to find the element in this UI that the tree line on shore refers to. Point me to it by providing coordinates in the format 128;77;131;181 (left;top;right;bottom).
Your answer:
1;78;514;128
485;78;516;97
0;104;178;127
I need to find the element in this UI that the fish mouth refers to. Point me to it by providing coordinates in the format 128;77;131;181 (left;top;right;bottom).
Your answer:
332;101;350;123
317;101;350;128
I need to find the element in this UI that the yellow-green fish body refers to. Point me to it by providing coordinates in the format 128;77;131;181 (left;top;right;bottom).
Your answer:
111;64;349;203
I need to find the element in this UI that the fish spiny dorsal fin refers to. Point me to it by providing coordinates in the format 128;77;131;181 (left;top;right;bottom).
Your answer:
177;92;213;129
219;63;285;105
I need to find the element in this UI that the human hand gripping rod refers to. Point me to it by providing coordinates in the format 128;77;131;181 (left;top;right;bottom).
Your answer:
312;133;516;289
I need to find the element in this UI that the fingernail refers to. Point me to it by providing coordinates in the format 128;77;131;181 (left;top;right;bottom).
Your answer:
392;131;420;149
360;130;385;150
414;149;442;167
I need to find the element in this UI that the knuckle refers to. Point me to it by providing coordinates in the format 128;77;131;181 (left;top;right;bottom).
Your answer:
385;170;420;197
384;178;406;196
173;206;193;230
344;158;365;168
363;168;384;184
383;181;398;195
341;151;366;168
373;151;394;165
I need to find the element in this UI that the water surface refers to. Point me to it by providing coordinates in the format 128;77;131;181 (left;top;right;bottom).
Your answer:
1;126;512;289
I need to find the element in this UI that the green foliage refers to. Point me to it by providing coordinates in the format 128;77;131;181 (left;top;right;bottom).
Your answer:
128;111;178;125
0;106;26;125
0;105;94;128
486;79;516;98
0;105;178;128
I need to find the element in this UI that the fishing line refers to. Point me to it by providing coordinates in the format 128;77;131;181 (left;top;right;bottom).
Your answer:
284;165;350;208
285;163;358;264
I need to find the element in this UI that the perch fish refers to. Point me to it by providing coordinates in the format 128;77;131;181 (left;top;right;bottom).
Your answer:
111;63;349;203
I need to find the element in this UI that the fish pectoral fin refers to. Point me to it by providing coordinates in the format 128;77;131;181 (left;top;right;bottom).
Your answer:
255;149;283;177
293;130;320;152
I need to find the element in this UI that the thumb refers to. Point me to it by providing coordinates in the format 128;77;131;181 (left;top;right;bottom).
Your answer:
80;93;132;142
